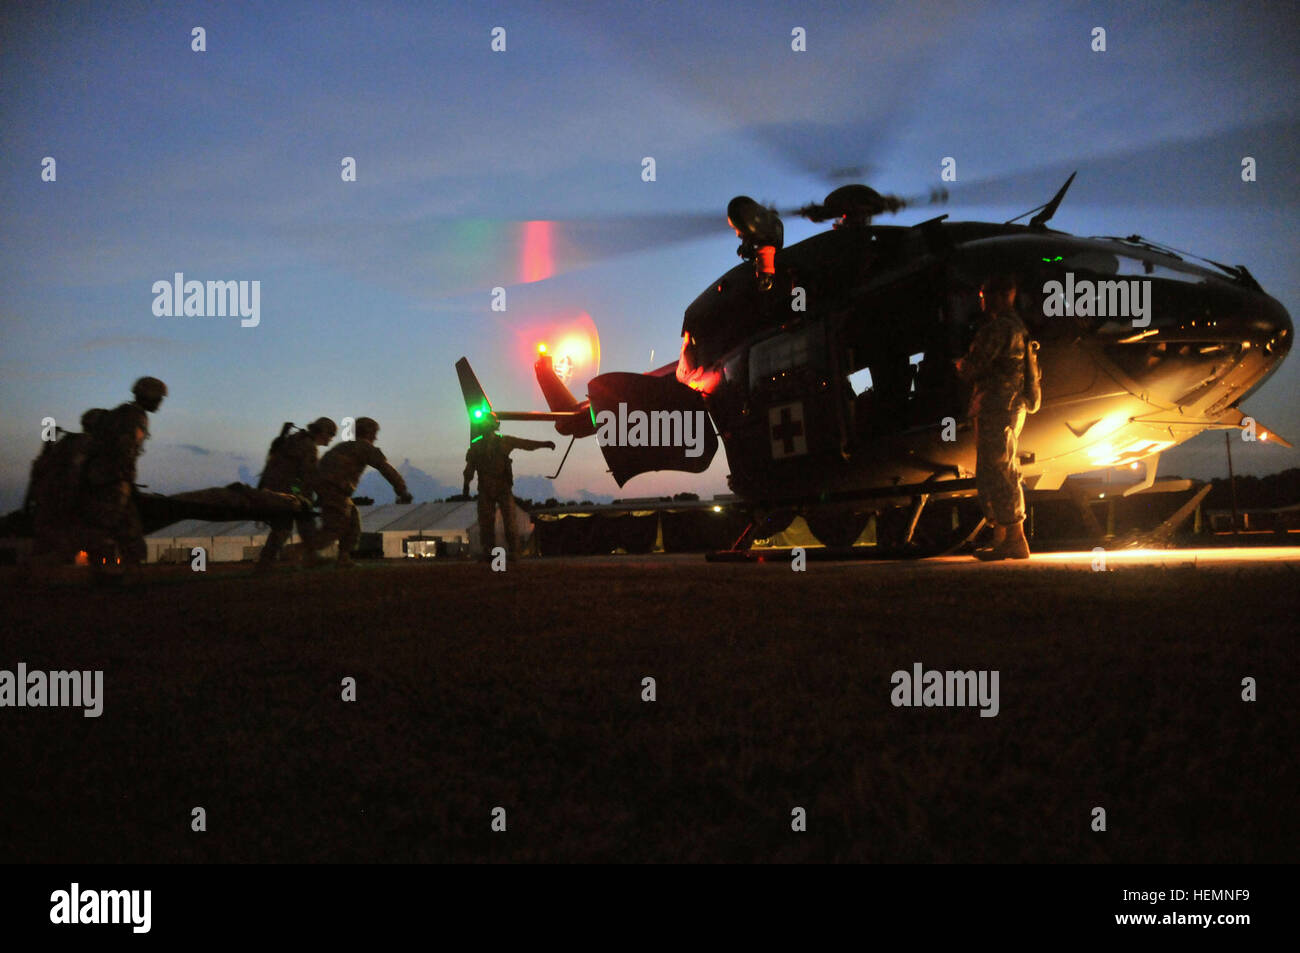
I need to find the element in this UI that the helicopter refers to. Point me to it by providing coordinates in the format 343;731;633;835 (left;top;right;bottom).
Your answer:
457;174;1293;552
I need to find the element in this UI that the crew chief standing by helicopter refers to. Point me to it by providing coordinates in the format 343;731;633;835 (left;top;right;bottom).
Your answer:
463;413;554;559
956;275;1033;560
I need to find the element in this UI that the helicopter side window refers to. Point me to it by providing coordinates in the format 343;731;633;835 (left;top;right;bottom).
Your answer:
906;352;924;393
749;328;811;387
723;351;744;385
847;366;873;396
842;341;933;438
866;353;911;432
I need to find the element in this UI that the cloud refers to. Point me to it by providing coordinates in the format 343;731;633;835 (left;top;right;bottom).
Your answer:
173;444;213;456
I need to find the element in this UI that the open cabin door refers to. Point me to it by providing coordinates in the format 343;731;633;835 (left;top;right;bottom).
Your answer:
834;273;967;448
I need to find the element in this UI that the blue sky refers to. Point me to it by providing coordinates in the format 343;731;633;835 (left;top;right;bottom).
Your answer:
2;0;1297;509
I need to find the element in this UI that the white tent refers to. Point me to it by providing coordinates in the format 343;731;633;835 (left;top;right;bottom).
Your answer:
145;517;272;563
144;499;533;562
359;500;530;558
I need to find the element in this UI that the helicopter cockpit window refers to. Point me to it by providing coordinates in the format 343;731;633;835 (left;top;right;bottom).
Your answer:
1058;250;1119;274
749;328;811;386
1052;250;1205;285
1116;255;1207;284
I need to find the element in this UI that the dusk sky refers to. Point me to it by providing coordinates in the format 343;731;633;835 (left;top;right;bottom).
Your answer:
2;0;1297;510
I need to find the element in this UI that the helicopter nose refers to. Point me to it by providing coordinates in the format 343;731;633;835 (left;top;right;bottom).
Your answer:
1245;292;1292;359
1197;286;1293;355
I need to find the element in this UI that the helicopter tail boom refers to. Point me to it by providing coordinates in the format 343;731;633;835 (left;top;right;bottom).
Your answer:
455;356;593;438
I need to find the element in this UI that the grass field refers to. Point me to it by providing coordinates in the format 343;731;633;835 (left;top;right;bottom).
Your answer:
2;554;1296;863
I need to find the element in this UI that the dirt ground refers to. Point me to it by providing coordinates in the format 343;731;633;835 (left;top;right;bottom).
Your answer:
2;552;1296;863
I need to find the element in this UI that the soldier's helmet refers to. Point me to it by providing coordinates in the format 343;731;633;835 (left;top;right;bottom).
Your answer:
307;417;338;438
355;416;380;440
132;376;168;410
485;412;501;430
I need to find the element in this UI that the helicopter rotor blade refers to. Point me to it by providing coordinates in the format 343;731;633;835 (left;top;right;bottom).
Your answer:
272;117;1300;306
942;114;1299;210
887;188;950;212
272;211;726;301
742;117;901;186
787;185;948;222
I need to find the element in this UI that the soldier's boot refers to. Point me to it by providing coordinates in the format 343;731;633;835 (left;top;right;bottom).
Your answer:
976;521;1030;561
1001;521;1031;559
973;523;1006;559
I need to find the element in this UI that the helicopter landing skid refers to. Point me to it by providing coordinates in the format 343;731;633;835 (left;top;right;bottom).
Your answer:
939;516;988;557
727;519;757;552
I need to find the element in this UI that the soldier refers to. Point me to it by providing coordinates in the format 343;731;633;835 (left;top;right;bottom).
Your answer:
80;376;167;576
307;416;411;568
462;414;554;558
955;275;1031;560
253;417;337;574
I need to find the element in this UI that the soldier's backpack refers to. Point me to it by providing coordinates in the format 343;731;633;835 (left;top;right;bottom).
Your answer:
256;423;298;489
27;430;92;516
1022;340;1042;414
72;407;115;490
80;408;110;439
268;422;297;454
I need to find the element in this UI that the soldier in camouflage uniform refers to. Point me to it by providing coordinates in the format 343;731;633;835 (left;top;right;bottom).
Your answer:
307;416;412;568
253;416;337;573
956;276;1031;560
80;377;167;575
462;414;554;558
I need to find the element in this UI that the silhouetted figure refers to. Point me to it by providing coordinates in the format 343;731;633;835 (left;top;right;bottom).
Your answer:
462;414;553;558
307;417;411;568
956;277;1030;559
254;416;336;574
81;376;167;578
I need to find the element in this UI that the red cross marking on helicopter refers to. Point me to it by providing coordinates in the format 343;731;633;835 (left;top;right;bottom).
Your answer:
769;403;806;458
